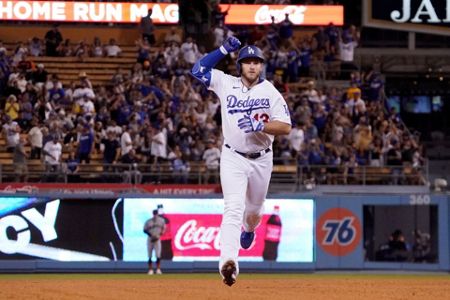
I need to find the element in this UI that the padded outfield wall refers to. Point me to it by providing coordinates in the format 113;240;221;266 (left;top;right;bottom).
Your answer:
0;189;448;273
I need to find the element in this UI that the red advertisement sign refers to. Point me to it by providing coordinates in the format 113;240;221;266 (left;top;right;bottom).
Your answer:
0;183;221;195
0;1;343;25
169;213;270;257
141;185;221;195
316;208;362;256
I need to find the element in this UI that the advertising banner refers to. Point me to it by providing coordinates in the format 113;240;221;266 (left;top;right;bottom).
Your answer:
0;197;123;261
0;183;221;195
0;1;343;25
315;194;448;270
123;198;314;262
363;0;450;36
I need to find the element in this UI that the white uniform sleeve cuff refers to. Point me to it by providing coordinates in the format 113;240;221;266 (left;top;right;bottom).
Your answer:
219;46;228;55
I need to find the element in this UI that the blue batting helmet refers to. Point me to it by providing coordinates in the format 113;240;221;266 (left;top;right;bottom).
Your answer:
236;45;265;73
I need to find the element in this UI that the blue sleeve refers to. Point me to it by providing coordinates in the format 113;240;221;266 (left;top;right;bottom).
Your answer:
191;48;226;87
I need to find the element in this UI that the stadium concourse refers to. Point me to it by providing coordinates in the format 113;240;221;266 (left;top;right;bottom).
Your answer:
0;7;426;188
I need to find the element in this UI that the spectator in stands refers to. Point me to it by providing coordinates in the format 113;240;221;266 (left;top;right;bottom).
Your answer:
130;63;144;84
163;42;181;69
91;37;104;57
288;120;305;158
18;93;33;130
63;126;77;151
369;137;383;167
346;81;361;100
365;71;384;102
330;116;345;144
202;140;221;183
279;13;294;47
412;229;432;262
313;104;328;136
212;23;234;49
77;124;94;164
303;80;321;104
46;73;63;91
150;125;167;165
46;79;65;104
164;26;182;45
74;40;89;61
312;27;328;52
18;53;36;79
211;2;229;28
343;151;359;184
121;148;142;184
338;31;358;79
136;38;152;65
28;118;43;159
13;135;28;182
308;138;324;165
386;139;403;184
286;47;301;82
104;38;122;58
57;39;73;57
34;95;53;121
28;37;43;57
42;135;62;181
9;72;27;94
342;24;360;43
304;118;319;141
73;75;95;102
120;125;134;158
140;9;156;46
12;42;28;66
31;63;48;90
5;94;20;121
64;151;80;183
376;229;409;262
180;37;200;66
168;145;190;184
44;24;63;57
324;22;339;51
354;116;372;154
101;129;121;171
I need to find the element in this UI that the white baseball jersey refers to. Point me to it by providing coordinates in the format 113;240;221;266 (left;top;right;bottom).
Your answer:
208;69;291;153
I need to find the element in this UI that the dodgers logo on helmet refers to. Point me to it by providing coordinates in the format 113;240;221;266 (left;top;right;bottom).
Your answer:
236;45;265;74
237;45;265;63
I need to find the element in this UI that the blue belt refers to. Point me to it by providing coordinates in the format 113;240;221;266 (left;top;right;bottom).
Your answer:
225;144;271;159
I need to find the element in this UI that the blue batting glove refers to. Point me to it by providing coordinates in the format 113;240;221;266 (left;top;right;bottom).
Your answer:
237;115;265;133
221;37;241;54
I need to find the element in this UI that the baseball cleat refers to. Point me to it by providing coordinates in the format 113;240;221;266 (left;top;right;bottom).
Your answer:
156;269;162;275
147;269;154;275
240;231;255;249
221;260;237;287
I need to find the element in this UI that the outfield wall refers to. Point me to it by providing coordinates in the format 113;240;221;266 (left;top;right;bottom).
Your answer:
0;192;448;273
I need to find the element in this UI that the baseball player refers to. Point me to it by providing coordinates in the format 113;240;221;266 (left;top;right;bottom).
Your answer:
143;209;166;275
191;37;291;286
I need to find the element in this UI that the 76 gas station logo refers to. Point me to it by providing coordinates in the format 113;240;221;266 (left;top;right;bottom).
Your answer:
316;208;361;256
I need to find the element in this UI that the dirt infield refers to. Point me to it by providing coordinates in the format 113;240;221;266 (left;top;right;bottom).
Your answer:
0;273;449;300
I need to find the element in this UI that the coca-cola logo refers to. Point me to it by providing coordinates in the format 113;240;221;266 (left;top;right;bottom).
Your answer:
174;220;220;251
254;5;307;25
0;185;38;194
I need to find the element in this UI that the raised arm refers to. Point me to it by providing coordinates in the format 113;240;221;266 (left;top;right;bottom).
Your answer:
190;36;241;87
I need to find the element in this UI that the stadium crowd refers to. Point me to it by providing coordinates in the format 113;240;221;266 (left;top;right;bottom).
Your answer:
0;5;425;185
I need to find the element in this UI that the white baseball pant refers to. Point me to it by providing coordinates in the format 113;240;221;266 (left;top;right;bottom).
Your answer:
218;145;273;275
